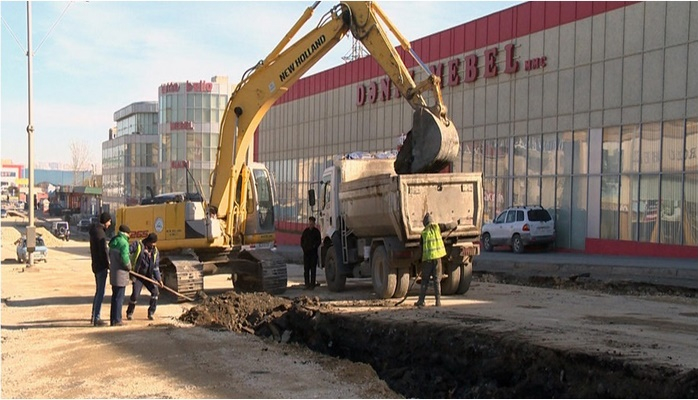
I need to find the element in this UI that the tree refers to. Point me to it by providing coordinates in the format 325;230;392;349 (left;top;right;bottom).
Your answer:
70;140;91;186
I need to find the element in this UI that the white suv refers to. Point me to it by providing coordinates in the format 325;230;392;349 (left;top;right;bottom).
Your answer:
481;206;556;253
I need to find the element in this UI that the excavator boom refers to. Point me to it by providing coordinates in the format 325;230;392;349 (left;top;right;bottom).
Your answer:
210;1;460;232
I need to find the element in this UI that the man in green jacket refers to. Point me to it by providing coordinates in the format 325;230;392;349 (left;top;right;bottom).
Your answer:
109;225;132;326
415;213;447;308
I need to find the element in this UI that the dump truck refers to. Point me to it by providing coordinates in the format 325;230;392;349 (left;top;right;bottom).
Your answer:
310;156;483;299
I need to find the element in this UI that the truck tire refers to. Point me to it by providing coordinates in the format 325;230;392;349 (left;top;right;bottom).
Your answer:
440;259;461;296
455;262;473;295
324;247;346;292
371;245;396;299
393;269;410;298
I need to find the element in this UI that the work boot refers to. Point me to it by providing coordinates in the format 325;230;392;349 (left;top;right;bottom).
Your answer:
413;301;424;308
93;319;107;327
147;314;154;321
126;314;133;321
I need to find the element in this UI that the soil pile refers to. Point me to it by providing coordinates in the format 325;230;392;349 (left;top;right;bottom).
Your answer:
179;291;329;341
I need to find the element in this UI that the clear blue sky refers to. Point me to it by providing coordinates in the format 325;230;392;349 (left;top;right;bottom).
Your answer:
1;1;520;170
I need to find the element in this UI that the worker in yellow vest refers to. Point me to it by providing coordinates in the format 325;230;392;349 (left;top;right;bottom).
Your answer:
415;213;447;308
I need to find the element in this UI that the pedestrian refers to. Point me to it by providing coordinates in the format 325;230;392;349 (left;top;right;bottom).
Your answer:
88;211;112;327
300;216;321;290
126;233;163;321
414;213;446;308
108;224;133;326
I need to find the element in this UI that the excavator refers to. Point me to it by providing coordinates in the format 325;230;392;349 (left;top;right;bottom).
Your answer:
117;1;460;300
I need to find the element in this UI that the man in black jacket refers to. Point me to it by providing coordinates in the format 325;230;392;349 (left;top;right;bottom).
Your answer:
300;216;321;290
89;212;112;327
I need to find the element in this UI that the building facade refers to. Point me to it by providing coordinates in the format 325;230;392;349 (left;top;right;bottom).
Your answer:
158;76;231;199
103;101;159;209
258;1;698;258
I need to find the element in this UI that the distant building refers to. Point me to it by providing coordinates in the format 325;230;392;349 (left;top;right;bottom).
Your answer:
158;76;232;199
103;101;159;210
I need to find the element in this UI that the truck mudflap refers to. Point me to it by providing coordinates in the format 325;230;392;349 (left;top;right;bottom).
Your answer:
232;249;288;295
394;108;460;174
161;257;205;302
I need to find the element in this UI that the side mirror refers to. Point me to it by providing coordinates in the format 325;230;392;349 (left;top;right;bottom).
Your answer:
308;189;316;208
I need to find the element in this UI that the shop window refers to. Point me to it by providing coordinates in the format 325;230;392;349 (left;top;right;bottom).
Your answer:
659;174;683;245
686;119;697;172
640;122;661;173
513;136;527;176
600;176;620;240
638;175;659;243
573;130;588;175
684;173;698;245
527;177;541;205
557;131;573;175
602;126;621;174
497;138;510;177
541;133;557;175
528;135;542;175
555;175;571;249
621;124;640;173
571;176;587;250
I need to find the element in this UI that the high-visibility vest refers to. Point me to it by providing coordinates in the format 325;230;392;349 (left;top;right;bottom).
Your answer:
130;241;159;273
421;223;446;261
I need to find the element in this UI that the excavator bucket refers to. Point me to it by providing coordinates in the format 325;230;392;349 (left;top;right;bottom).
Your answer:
394;108;460;174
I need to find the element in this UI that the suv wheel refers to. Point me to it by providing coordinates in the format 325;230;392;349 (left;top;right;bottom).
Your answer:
511;234;525;253
481;233;493;252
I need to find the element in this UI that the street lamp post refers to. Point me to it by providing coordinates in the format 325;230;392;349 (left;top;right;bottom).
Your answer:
26;0;36;267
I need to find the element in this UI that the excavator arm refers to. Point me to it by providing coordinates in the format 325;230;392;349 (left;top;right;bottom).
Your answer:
209;1;460;240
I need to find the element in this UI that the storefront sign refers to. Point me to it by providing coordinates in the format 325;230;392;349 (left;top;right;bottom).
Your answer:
171;160;190;169
170;121;194;130
160;80;213;94
357;44;547;106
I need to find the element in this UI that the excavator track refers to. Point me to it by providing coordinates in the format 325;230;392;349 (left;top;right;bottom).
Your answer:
232;249;288;295
161;257;204;302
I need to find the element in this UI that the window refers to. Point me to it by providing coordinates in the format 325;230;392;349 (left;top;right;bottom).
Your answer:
506;210;516;223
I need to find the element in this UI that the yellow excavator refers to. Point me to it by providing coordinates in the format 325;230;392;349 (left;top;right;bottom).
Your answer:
117;1;460;299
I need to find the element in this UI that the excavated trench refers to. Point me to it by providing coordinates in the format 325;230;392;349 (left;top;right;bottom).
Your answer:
180;290;698;398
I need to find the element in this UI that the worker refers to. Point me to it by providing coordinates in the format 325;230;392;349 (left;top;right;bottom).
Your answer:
88;212;112;327
108;224;132;326
415;213;447;308
300;216;321;290
126;233;163;321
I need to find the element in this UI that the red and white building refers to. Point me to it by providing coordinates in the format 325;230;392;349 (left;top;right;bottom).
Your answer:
257;1;698;258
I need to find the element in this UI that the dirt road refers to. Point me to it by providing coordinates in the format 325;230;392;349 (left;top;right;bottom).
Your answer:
2;216;698;398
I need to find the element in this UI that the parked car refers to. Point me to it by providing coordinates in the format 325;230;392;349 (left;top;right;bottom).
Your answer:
16;235;48;263
480;205;556;253
77;219;92;232
1;208;6;218
52;221;71;241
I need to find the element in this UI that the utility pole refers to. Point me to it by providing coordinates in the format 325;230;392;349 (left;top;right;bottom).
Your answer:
26;0;36;267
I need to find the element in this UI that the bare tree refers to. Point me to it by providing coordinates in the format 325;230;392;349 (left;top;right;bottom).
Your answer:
70;140;91;186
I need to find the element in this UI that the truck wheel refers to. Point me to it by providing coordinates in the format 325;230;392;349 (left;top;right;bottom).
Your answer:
440;260;460;296
511;234;525;253
393;270;410;298
371;245;396;299
324;247;346;292
482;233;493;252
455;262;472;295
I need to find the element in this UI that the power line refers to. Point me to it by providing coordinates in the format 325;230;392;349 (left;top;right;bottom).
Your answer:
35;1;73;55
1;15;27;54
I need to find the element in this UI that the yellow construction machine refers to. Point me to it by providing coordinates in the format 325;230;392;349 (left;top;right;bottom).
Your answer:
117;1;461;299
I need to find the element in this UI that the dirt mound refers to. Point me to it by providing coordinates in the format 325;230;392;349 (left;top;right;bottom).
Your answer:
1;221;67;248
179;291;328;339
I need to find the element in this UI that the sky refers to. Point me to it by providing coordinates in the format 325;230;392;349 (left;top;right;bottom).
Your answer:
1;0;520;171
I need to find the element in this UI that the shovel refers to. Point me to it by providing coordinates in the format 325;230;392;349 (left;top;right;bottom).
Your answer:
129;270;195;302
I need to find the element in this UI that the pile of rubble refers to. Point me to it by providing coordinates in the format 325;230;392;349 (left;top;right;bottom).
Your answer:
179;291;327;342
